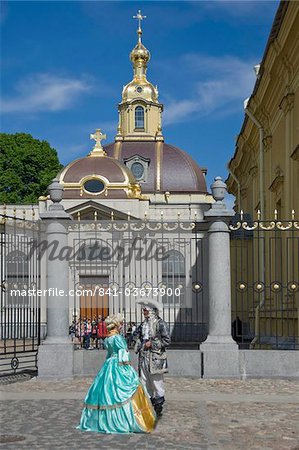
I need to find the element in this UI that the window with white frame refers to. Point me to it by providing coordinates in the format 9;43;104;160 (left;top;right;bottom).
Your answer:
135;106;144;129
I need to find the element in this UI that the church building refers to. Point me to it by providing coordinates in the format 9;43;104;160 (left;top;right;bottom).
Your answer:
46;11;212;222
1;11;213;343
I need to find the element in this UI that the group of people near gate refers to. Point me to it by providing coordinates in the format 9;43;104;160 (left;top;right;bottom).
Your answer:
69;316;138;350
76;300;171;434
69;316;108;349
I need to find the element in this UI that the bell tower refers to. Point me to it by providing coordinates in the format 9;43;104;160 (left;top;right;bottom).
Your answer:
115;10;164;142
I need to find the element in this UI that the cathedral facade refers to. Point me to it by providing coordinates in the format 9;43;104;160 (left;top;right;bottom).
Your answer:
1;13;213;342
50;12;212;221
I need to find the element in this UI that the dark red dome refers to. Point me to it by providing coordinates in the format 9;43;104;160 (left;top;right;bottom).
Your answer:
59;156;136;184
104;141;207;193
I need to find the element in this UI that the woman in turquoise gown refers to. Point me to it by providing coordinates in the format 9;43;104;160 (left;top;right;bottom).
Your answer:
77;314;156;434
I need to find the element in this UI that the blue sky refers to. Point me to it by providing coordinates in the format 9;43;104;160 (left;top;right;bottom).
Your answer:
1;0;279;195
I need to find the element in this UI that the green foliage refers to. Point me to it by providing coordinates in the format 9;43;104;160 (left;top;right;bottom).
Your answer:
0;133;62;204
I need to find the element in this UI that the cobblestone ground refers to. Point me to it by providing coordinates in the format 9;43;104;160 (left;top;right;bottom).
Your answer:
0;377;298;450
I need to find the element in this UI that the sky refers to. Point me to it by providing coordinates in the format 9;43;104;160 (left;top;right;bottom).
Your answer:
1;0;279;197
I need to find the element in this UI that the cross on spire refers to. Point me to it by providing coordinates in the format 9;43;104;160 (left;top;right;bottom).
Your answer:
90;129;106;149
133;9;146;40
89;129;107;157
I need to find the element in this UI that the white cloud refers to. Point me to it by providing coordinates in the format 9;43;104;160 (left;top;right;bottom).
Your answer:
163;54;256;125
1;73;92;113
162;99;199;124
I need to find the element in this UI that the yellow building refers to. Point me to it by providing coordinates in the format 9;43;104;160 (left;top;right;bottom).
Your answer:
227;1;299;349
227;1;299;220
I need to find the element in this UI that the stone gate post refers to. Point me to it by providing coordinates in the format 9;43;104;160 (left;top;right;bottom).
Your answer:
200;177;239;378
38;178;73;378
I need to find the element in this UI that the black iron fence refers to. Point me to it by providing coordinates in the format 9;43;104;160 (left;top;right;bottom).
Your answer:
2;208;296;376
230;215;299;350
0;214;41;375
68;220;208;347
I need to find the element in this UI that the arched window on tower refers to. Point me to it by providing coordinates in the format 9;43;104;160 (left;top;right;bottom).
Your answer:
162;250;185;306
135;106;144;129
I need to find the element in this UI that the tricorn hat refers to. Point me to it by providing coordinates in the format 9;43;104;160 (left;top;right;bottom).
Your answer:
137;299;162;310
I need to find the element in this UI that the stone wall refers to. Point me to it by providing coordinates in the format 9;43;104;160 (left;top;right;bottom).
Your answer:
73;349;299;379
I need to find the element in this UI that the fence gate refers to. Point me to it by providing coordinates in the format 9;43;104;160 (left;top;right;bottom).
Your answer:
0;215;41;376
230;216;299;350
68;219;208;347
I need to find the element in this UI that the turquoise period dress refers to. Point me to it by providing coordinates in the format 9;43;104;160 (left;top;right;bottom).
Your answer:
77;332;156;434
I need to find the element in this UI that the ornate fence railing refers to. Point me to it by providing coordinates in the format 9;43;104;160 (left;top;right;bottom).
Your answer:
68;219;208;348
2;205;296;377
0;214;41;375
230;212;299;350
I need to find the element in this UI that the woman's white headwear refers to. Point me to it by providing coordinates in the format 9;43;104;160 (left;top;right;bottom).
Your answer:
105;314;123;331
115;312;124;323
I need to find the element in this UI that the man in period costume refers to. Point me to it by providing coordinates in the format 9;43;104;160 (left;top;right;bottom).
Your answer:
135;300;170;417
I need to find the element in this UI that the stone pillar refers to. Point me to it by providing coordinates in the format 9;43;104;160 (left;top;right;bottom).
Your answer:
38;178;73;378
200;177;239;378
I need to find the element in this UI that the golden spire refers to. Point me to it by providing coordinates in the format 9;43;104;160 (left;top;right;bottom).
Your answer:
130;9;150;81
133;9;146;44
116;9;163;142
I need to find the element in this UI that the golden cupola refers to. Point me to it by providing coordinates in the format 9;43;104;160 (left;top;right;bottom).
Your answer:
130;29;151;80
116;10;164;142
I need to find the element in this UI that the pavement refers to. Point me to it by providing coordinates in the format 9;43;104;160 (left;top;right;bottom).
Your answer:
0;376;299;450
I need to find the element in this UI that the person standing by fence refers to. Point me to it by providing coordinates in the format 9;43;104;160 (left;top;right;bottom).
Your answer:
84;319;92;350
97;315;107;349
135;300;170;417
91;317;98;349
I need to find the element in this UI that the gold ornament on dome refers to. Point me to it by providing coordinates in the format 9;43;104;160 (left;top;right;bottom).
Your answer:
131;9;149;66
117;10;163;142
89;129;107;157
121;9;158;104
126;183;148;200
